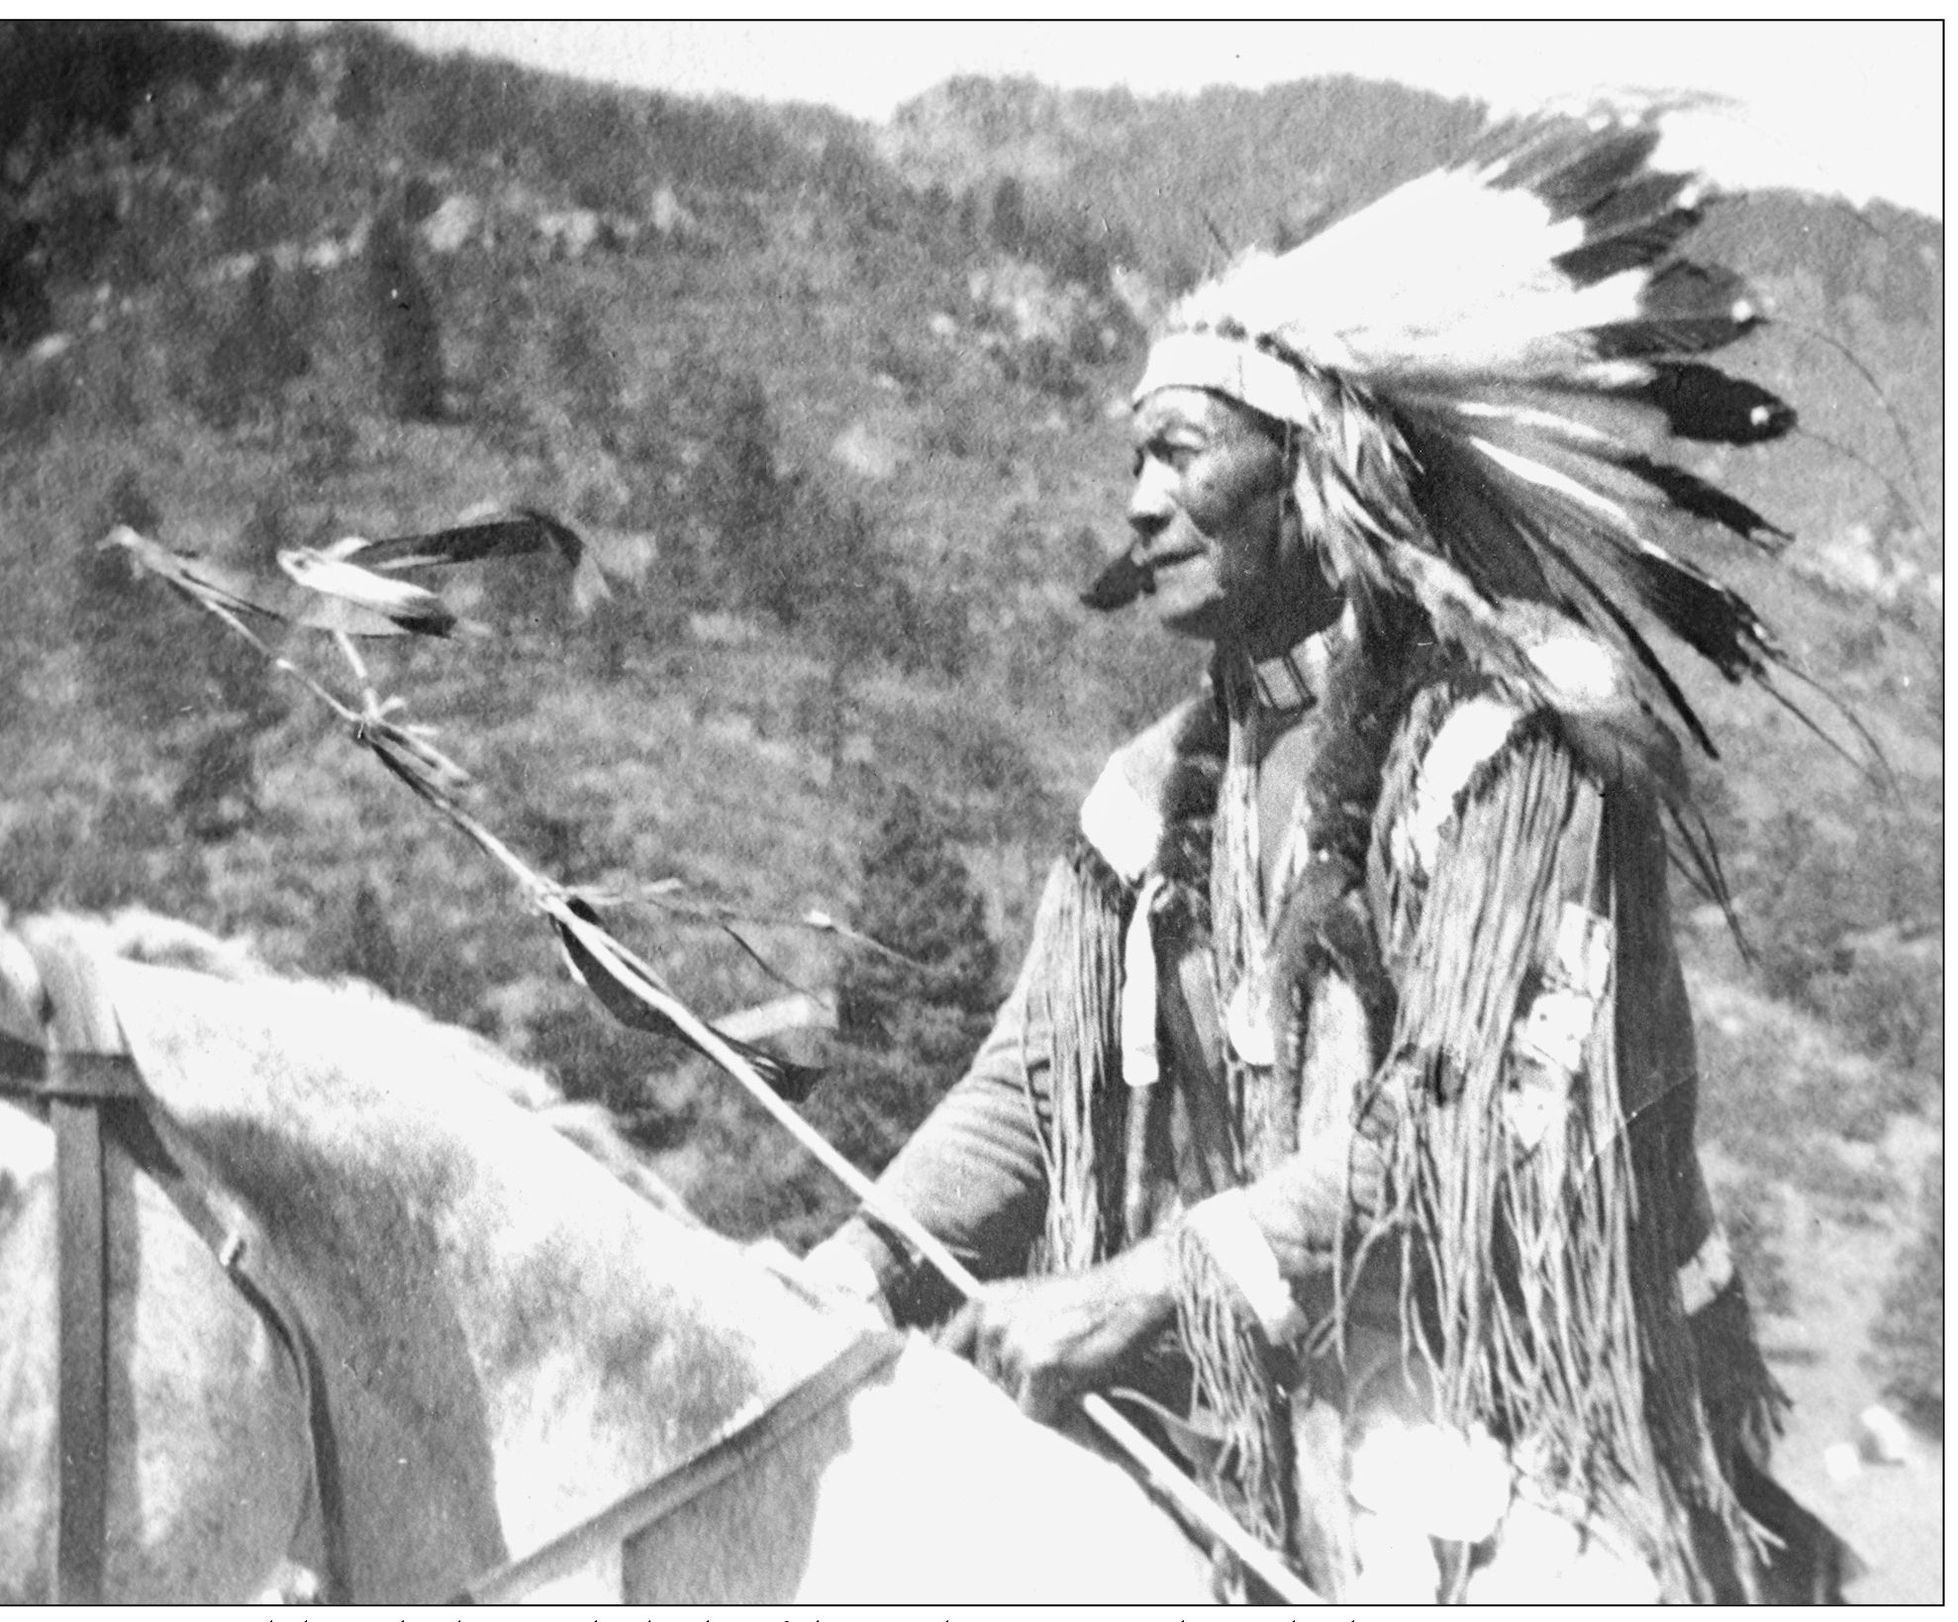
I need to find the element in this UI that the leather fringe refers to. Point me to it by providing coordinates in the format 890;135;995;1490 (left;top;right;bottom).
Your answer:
1173;1223;1297;1591
1365;690;1770;1600
1026;837;1132;1273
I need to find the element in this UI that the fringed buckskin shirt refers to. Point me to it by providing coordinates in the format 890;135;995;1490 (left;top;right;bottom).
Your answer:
826;612;1832;1603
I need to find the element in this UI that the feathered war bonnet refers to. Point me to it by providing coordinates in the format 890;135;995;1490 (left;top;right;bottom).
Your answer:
1127;110;1810;809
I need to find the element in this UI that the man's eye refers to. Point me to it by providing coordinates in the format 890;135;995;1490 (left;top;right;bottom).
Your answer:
1133;440;1199;476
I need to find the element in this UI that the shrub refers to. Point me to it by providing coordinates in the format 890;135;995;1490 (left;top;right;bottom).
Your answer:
367;209;445;422
199;258;309;433
835;783;998;1046
1718;1173;1794;1318
73;480;213;733
1002;334;1087;403
302;872;501;1028
289;380;362;482
989;175;1029;256
171;718;262;841
0;803;127;912
1743;806;1943;1089
867;327;944;397
679;1092;848;1249
674;783;1001;1251
76;488;292;826
233;491;298;576
0;216;55;351
1810;956;1943;1084
327;876;403;997
391;919;492;1031
694;372;794;618
881;574;974;680
524;993;696;1147
1694;1014;1898;1203
1871;1155;1943;1433
101;465;162;533
1748;810;1853;1004
549;298;624;429
873;695;1057;848
0;790;195;915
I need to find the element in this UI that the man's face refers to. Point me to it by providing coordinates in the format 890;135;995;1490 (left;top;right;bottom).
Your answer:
1126;386;1301;646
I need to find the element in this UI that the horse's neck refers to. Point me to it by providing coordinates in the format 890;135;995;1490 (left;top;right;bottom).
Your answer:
1;1104;313;1602
107;958;858;1589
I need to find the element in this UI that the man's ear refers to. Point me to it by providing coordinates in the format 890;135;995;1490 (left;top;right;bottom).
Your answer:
1275;464;1346;608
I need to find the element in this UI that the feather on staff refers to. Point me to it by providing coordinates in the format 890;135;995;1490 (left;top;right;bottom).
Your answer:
278;508;609;635
108;509;603;640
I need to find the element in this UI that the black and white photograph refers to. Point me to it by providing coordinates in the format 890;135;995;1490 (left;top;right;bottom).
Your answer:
0;19;1940;1606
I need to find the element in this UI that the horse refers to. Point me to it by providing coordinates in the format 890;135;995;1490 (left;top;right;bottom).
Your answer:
0;910;1216;1603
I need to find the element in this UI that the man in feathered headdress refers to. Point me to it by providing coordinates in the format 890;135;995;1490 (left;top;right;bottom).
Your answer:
808;112;1848;1602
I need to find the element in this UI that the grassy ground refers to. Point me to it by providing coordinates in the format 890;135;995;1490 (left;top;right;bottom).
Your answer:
1752;1112;1944;1603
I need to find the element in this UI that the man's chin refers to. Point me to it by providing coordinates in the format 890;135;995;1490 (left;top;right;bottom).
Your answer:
1152;596;1229;642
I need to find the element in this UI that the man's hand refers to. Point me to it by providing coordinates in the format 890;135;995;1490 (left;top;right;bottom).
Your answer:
797;1233;896;1330
938;1236;1177;1424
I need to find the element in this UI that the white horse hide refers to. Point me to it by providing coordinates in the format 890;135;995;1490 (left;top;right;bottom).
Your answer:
0;1106;312;1602
0;917;1212;1603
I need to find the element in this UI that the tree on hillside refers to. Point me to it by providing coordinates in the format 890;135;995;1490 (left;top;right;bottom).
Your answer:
681;783;1000;1250
551;298;624;430
0;215;53;350
469;270;558;452
695;373;795;617
790;492;974;767
0;787;197;917
806;784;1000;1231
170;720;262;841
0;21;232;162
1744;806;1943;1075
836;782;998;1056
801;493;887;764
75;473;286;838
1872;1154;1943;1433
367;208;445;422
418;59;511;167
989;174;1029;256
73;470;194;732
333;876;404;997
200;258;310;433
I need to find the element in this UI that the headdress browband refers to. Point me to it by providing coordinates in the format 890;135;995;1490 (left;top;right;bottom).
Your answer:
1131;332;1328;426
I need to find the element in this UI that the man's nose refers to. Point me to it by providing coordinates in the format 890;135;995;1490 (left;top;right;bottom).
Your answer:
1127;460;1175;538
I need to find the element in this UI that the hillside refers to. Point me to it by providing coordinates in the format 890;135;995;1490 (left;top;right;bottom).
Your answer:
0;24;1941;1598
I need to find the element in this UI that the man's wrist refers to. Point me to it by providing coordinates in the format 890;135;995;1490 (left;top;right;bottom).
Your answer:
1102;1232;1182;1339
1181;1188;1306;1341
803;1227;895;1324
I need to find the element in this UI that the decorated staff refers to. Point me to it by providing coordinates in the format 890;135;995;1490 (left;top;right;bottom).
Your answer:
810;111;1854;1602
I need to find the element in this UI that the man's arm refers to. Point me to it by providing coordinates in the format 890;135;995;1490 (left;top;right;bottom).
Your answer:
808;859;1075;1326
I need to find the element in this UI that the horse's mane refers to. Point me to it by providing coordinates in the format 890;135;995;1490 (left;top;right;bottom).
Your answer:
68;908;703;1229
